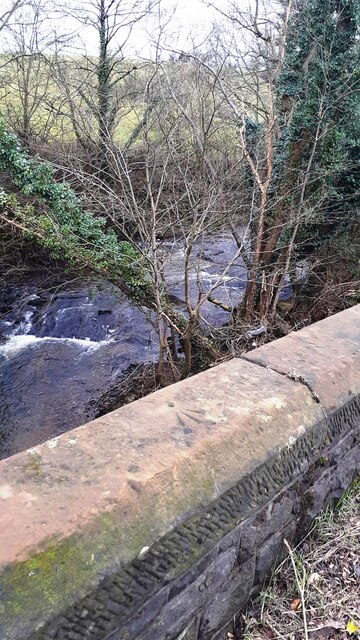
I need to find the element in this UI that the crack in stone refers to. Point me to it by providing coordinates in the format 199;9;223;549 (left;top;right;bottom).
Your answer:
241;355;327;419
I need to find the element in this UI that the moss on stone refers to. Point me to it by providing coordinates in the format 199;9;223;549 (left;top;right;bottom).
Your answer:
0;456;339;640
3;537;91;622
315;456;329;467
2;418;328;638
22;453;42;479
1;509;134;635
301;489;314;511
2;492;170;636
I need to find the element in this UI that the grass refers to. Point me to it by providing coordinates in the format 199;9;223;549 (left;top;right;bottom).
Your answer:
0;54;260;148
0;54;146;144
224;480;360;640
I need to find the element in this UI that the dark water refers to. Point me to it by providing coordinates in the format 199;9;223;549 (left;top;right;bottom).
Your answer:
0;282;160;458
0;230;253;459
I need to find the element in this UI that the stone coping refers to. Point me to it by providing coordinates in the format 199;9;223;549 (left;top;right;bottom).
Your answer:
244;305;360;412
0;305;359;640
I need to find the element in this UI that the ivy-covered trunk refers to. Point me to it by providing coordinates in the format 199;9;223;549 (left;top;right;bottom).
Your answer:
241;0;360;324
97;0;111;158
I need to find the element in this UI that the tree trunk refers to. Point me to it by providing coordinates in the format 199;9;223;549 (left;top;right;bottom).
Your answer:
97;0;111;163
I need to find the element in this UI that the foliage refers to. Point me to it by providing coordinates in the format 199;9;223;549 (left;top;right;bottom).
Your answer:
1;0;359;377
0;120;151;298
276;0;360;246
240;0;360;321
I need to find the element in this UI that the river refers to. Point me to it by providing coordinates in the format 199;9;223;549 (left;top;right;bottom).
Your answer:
0;231;250;459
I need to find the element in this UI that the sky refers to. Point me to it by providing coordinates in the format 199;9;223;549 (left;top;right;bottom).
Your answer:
78;0;228;58
0;0;278;61
0;0;231;57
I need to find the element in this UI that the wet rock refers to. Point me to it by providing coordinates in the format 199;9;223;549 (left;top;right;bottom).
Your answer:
0;281;159;459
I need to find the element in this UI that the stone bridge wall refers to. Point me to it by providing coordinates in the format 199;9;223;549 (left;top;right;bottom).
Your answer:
1;306;360;640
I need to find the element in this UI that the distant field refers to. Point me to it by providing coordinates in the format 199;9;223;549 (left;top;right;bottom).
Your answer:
0;54;263;149
0;54;148;144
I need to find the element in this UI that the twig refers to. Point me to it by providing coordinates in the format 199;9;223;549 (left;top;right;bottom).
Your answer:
284;538;309;640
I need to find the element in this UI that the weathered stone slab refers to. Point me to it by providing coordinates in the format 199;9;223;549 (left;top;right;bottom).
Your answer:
106;414;359;640
0;305;359;640
0;359;321;639
243;306;360;412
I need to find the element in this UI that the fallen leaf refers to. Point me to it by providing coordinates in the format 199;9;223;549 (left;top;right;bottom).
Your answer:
308;572;321;585
291;598;301;611
346;620;359;635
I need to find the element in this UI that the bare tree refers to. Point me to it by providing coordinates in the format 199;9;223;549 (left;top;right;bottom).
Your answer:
2;0;358;381
52;53;253;377
0;1;26;33
193;0;360;329
52;0;158;160
0;0;72;145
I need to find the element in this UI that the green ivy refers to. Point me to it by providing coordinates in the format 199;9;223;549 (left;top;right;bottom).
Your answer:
0;120;151;300
274;0;360;255
278;0;360;180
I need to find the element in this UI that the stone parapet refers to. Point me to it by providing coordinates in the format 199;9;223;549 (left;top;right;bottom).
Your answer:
0;306;359;640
